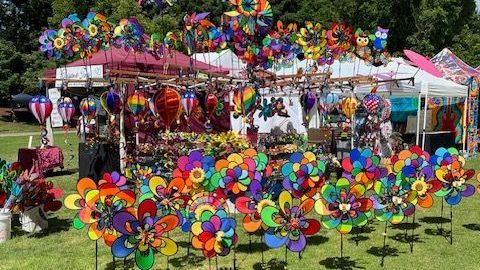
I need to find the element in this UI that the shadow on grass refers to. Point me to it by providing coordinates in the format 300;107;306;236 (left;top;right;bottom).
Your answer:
309;235;329;246
47;168;78;177
366;245;402;258
170;253;206;268
419;216;451;224
105;257;135;270
319;256;365;270
252;258;286;270
462;223;480;231
11;216;71;238
391;222;421;231
348;225;375;244
424;228;451;238
388;232;424;244
237;240;267;254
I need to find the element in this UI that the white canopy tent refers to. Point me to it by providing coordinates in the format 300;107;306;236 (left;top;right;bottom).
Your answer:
193;49;246;78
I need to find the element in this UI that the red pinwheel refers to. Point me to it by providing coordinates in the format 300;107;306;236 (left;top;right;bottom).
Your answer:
112;200;178;270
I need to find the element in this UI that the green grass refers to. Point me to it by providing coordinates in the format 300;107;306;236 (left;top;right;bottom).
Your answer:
0;133;479;270
0;120;43;134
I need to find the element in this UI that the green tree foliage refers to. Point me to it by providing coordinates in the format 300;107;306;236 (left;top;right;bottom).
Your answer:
0;0;480;99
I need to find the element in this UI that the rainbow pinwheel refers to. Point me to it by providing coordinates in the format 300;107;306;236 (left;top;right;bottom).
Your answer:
281;151;326;198
211;149;268;198
113;18;146;51
125;163;158;194
315;178;372;234
225;0;273;35
139;176;190;221
342;148;382;189
148;33;165;59
431;148;476;205
182;192;227;232
39;30;62;59
297;22;326;61
112;199;178;270
235;177;278;233
183;12;214;54
326;22;354;59
64;177;136;246
82;12;114;52
191;208;238;258
260;191;320;252
172;151;216;193
370;173;417;224
391;146;441;208
99;171;128;190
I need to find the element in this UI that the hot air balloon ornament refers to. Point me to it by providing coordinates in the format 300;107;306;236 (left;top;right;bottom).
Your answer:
181;91;199;120
57;97;76;143
100;88;122;118
205;93;218;124
341;96;358;119
301;91;317;126
233;85;259;123
154;87;182;132
29;95;53;146
79;96;98;138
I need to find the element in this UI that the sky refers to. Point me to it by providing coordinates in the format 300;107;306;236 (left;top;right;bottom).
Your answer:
477;0;480;10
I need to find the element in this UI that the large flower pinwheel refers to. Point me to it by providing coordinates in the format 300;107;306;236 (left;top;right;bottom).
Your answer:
173;151;216;193
225;0;273;35
39;29;62;59
64;177;136;246
235;179;277;233
125;164;158;194
297;22;327;61
432;148;476;205
326;22;354;58
211;149;268;198
113;17;146;51
409;165;442;208
391;145;430;182
260;191;320;252
370;173;417;224
112;200;178;270
342;148;382;189
99;171;128;189
139;176;190;222
315;178;372;234
182;192;227;232
191;209;238;258
281;151;326;198
81;12;113;51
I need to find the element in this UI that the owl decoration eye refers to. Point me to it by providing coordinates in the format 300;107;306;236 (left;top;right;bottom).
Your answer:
381;32;388;39
375;31;381;38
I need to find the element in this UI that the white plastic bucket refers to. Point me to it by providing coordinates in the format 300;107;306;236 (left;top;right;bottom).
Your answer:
0;208;12;243
19;206;48;233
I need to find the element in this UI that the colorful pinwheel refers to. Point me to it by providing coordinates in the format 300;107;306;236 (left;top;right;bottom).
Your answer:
431;148;476;205
297;22;326;61
260;191;320;252
183;192;227;232
315;178;372;234
191;208;238;258
172;151;216;193
225;0;273;35
211;149;268;198
64;177;136;246
326;22;354;59
113;18;146;51
139;176;190;223
370;173;416;224
342;148;382;189
112;199;178;270
281;151;326;198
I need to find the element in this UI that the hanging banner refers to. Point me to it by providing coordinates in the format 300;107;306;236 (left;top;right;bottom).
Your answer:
48;88;63;128
55;65;105;88
467;77;479;157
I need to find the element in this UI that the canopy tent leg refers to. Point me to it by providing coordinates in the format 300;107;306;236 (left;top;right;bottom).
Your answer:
415;93;422;146
421;85;429;150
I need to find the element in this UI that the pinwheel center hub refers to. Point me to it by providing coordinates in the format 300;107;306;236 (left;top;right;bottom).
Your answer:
412;180;428;195
190;168;205;184
138;227;155;245
452;178;464;188
339;203;351;213
392;196;403;205
215;231;225;242
289;217;301;229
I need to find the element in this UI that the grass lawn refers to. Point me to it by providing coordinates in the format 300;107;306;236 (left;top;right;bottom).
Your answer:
0;133;479;270
0;119;44;134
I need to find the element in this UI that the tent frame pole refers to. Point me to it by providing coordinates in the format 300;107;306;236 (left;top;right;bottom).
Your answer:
421;83;429;150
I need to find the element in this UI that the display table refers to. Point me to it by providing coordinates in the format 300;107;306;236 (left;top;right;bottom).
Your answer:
18;146;64;176
79;143;120;181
